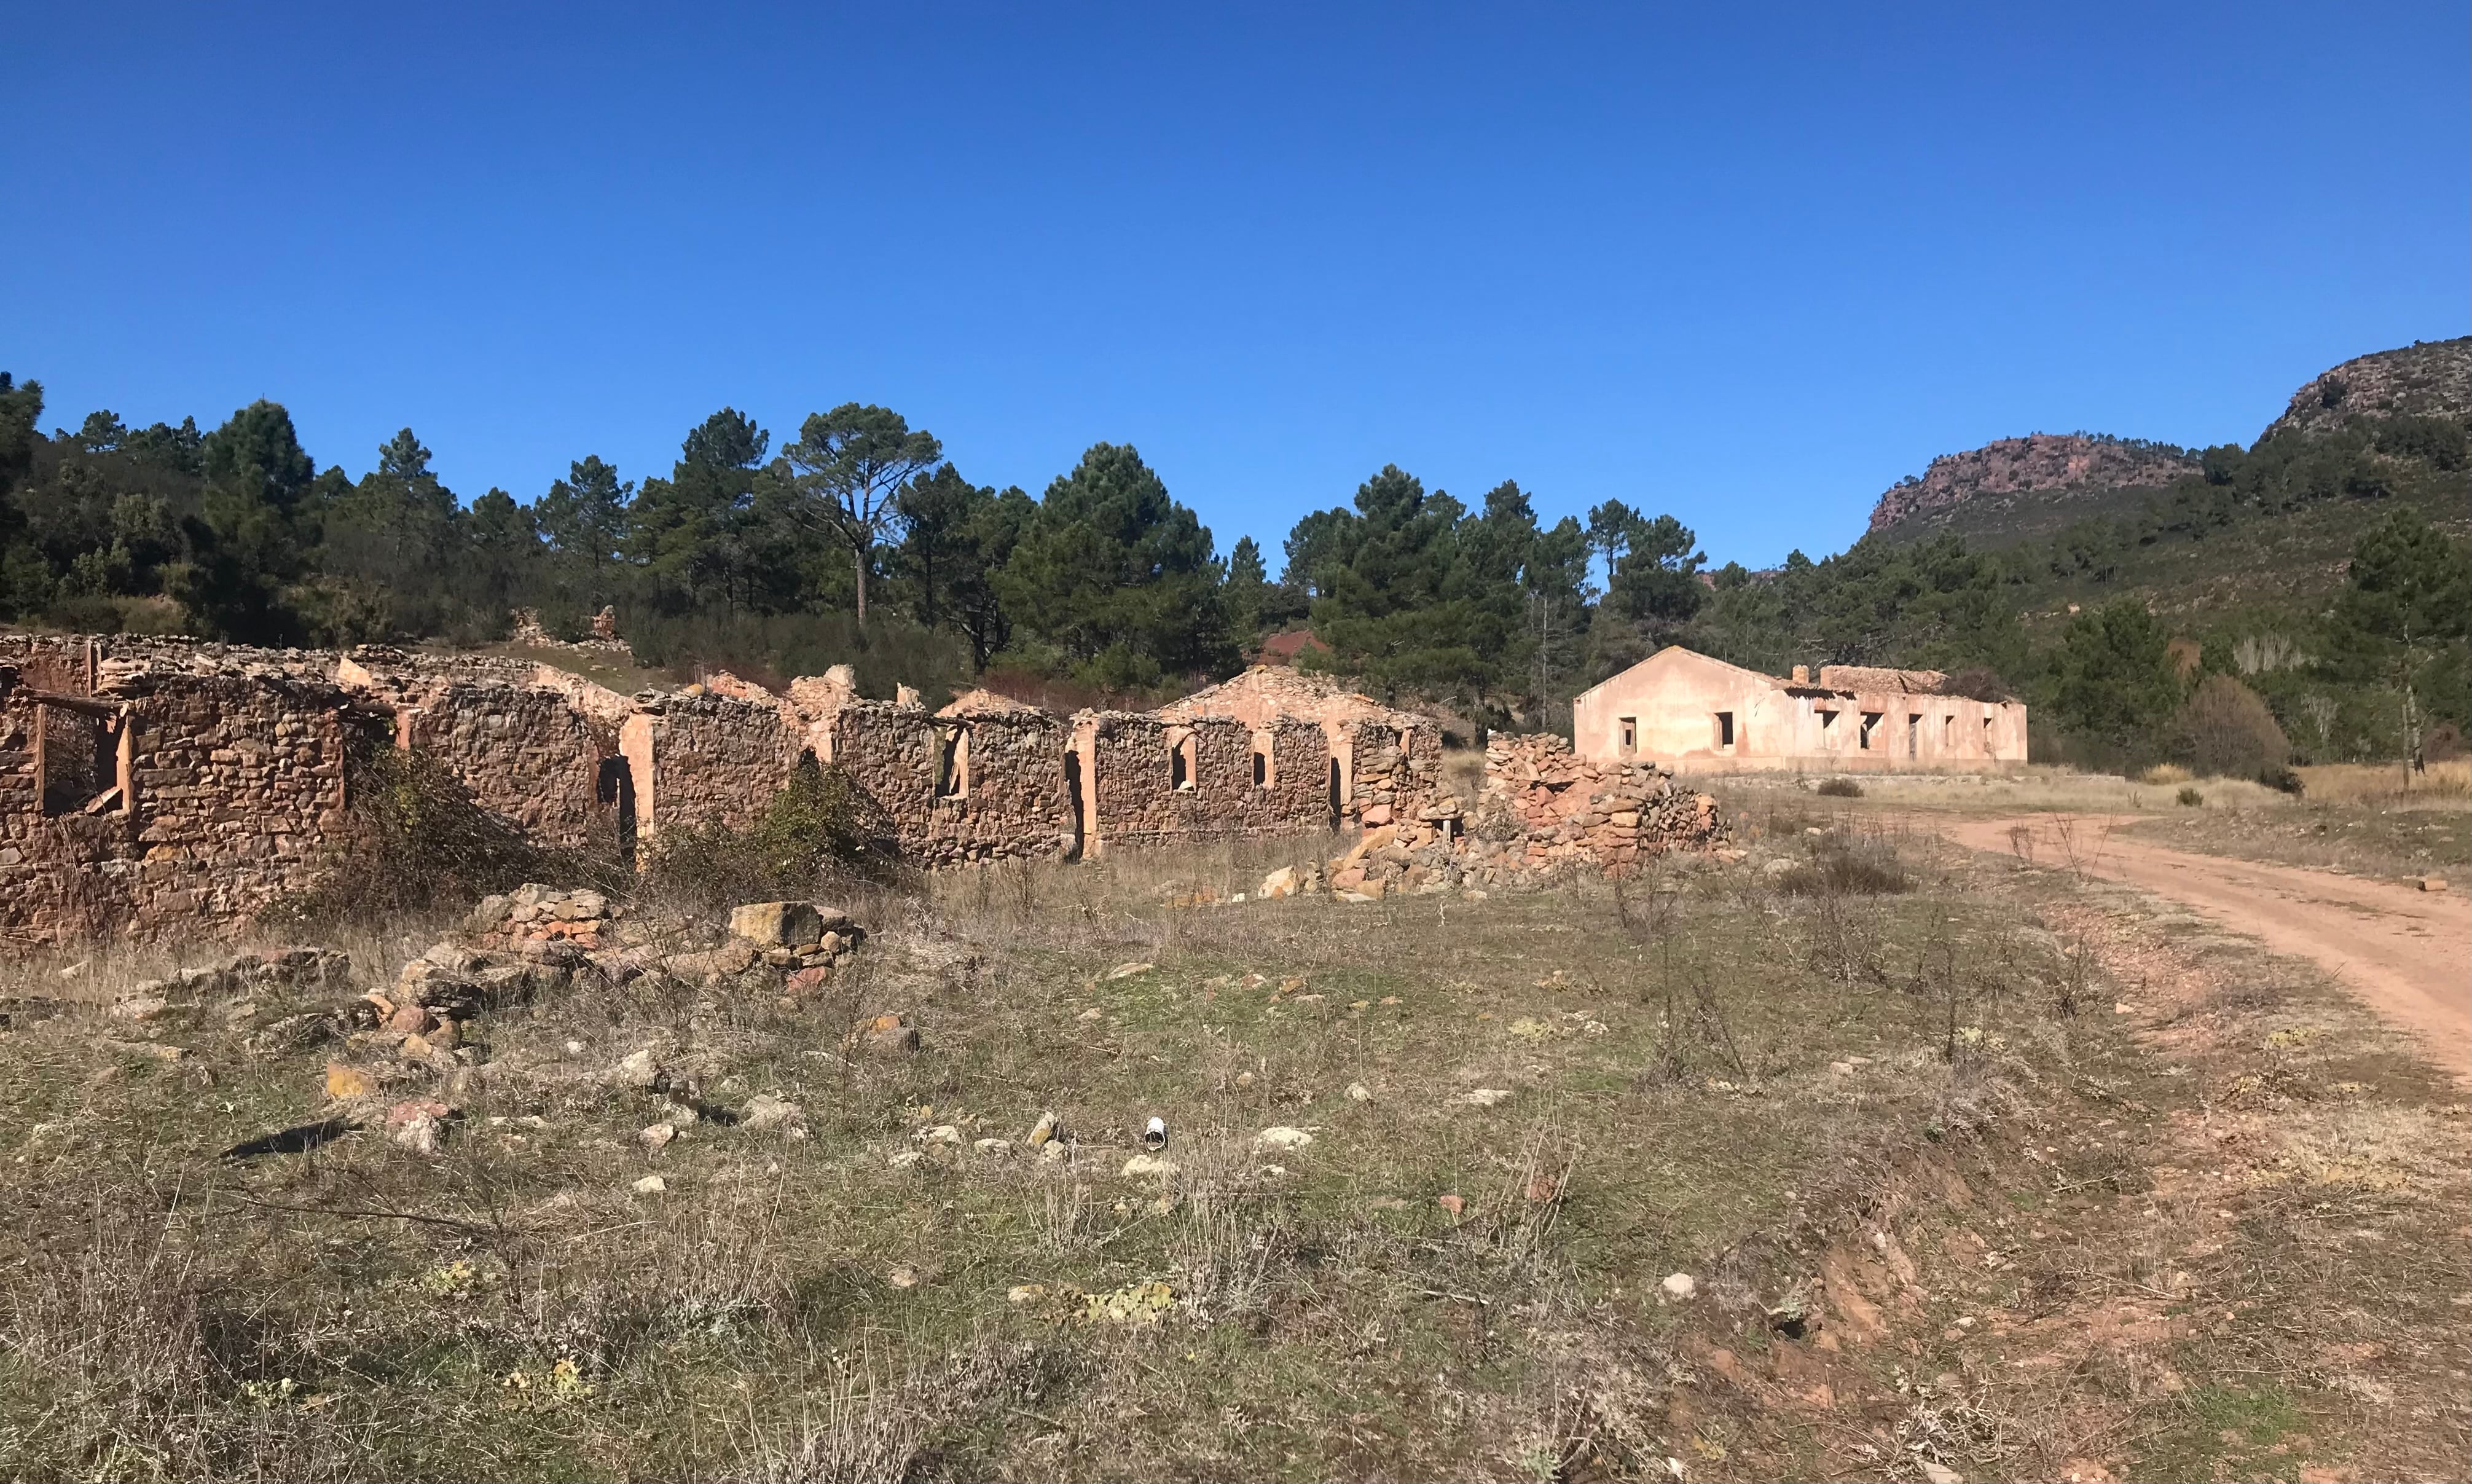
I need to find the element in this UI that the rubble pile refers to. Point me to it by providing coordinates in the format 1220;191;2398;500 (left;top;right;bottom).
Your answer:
1249;732;1733;903
466;883;616;949
1472;732;1727;875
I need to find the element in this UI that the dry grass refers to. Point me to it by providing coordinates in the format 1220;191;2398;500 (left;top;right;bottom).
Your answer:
1;817;2464;1479
2298;758;2472;803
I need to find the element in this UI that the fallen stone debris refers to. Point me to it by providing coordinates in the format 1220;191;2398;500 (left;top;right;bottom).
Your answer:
196;889;875;1160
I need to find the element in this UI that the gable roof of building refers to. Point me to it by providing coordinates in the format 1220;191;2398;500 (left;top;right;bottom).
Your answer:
1571;645;1786;705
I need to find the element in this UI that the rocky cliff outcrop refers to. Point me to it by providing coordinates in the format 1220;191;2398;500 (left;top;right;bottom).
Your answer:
2259;337;2472;442
1867;433;2197;533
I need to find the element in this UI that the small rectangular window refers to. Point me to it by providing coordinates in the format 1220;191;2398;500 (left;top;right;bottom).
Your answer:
1817;709;1837;730
1907;713;1921;759
1251;750;1268;787
1171;733;1197;790
1858;712;1881;750
36;698;127;818
1942;714;1954;746
1714;712;1735;749
1619;716;1636;752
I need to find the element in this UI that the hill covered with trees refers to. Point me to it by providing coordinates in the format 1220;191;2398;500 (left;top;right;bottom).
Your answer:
4;337;2465;774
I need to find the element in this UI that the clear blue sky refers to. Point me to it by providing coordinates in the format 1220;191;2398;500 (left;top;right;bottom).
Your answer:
7;3;2465;571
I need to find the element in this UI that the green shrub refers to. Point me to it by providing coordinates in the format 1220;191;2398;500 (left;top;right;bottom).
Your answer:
267;733;621;928
2176;786;2205;807
641;755;898;910
1813;777;1864;798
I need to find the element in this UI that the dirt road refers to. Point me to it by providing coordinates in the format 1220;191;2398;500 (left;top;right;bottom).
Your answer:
1939;813;2471;1081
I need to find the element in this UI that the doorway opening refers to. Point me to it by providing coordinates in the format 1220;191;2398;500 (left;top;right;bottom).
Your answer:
596;755;637;862
1064;750;1085;860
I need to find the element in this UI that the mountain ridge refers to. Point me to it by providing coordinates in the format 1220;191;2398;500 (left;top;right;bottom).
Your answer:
1866;337;2472;539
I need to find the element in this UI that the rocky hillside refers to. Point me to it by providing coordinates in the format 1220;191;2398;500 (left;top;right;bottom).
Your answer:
2259;336;2472;441
1867;433;2197;534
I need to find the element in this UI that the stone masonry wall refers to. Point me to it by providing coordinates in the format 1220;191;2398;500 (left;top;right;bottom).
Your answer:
400;680;611;849
1;664;355;946
4;634;1733;943
634;691;798;839
1262;716;1336;833
1474;731;1726;873
1343;720;1443;828
924;709;1073;865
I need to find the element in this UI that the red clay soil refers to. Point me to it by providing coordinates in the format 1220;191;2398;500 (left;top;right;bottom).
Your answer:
1938;813;2471;1082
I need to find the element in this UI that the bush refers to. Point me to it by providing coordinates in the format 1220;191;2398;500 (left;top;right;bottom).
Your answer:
2176;786;2205;807
2174;675;2289;779
2257;765;2305;796
268;734;620;928
1813;777;1864;798
1778;836;1910;896
2139;763;2193;784
641;755;897;910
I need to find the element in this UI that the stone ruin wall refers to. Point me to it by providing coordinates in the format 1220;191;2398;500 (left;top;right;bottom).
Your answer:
627;691;798;841
1;636;1728;944
2;656;356;946
1343;720;1442;828
401;680;613;850
928;709;1074;866
1260;717;1335;831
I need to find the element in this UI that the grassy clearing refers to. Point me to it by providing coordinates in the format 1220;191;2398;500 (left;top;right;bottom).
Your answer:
2120;797;2469;881
0;817;2463;1480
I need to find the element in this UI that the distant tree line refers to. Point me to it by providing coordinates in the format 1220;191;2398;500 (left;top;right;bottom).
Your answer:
1;370;2463;766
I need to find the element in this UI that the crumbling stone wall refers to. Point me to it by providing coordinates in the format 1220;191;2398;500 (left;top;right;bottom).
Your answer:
1261;716;1336;833
922;709;1073;865
1474;731;1725;873
629;691;798;840
1342;720;1442;827
2;662;356;945
5;632;1733;942
398;681;610;849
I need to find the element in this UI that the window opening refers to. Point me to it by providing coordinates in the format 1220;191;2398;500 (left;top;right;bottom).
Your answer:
1327;757;1343;828
936;726;968;799
35;697;127;818
1714;711;1735;750
596;756;637;860
1942;714;1954;747
1619;716;1636;752
1169;732;1196;790
1251;749;1268;787
1907;713;1921;760
1858;712;1881;750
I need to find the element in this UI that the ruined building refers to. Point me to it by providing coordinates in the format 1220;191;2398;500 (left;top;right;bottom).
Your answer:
1572;645;2027;773
1;635;1458;945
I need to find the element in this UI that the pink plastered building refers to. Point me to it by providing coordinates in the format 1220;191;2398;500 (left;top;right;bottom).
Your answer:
1571;646;2027;773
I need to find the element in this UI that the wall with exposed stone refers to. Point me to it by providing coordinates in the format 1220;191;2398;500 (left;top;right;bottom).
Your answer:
2;660;357;946
2;635;1734;944
627;691;798;841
